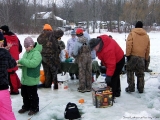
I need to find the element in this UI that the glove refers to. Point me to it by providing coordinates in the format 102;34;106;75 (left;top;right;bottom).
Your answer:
105;76;111;85
126;56;131;61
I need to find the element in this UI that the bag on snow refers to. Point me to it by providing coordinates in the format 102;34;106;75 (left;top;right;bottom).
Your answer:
64;102;81;119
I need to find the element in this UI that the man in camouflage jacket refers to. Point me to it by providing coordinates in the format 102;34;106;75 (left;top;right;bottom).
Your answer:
37;25;64;89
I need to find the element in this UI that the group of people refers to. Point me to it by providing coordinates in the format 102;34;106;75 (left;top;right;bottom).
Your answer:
0;25;22;95
0;25;43;119
0;25;24;119
89;21;151;98
37;25;94;93
0;21;152;119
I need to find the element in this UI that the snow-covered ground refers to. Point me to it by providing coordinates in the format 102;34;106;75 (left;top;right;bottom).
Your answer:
11;30;160;120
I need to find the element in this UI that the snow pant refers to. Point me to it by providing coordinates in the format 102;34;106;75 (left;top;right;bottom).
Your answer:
21;85;39;112
0;89;16;120
8;71;21;93
126;56;145;91
78;54;92;91
108;56;125;98
42;58;59;88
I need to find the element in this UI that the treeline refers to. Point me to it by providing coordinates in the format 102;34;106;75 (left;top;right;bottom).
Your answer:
0;0;159;34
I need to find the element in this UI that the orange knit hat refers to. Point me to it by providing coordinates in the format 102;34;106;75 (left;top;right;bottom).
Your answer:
43;24;53;31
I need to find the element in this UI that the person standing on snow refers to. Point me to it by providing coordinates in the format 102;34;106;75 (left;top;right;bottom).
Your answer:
37;24;64;89
0;32;17;120
89;35;125;98
125;21;150;93
0;25;22;95
72;28;92;93
17;37;42;116
66;29;79;80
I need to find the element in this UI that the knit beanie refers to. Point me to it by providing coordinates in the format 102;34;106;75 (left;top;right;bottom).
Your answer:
0;32;4;41
43;24;53;31
89;38;101;50
71;30;76;35
135;21;143;28
0;25;9;33
24;37;35;48
76;28;83;37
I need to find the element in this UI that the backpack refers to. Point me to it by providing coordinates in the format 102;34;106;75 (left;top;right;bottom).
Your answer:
64;102;81;119
78;43;90;55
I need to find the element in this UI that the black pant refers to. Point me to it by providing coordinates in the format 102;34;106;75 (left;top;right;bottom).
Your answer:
21;85;39;112
109;56;125;97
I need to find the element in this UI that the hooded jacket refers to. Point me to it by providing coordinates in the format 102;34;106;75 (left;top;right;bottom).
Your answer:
96;35;124;76
37;30;62;67
0;48;17;90
4;31;22;72
126;28;150;60
18;43;42;86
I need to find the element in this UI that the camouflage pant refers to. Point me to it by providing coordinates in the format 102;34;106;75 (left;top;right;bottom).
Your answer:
126;56;145;91
77;54;92;91
42;57;60;88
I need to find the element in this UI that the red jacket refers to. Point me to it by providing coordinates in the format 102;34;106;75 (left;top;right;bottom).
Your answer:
4;35;20;72
97;35;124;76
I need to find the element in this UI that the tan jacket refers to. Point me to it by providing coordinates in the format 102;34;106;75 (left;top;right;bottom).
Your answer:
126;28;150;60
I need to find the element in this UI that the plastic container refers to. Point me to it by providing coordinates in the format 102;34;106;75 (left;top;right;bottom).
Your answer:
51;82;54;91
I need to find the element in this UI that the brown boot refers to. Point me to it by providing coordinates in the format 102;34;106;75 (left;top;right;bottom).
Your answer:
18;109;29;113
28;110;38;115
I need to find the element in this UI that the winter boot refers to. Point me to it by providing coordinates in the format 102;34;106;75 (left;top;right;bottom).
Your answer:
18;109;29;114
77;87;85;93
28;110;39;115
125;87;135;92
126;71;135;92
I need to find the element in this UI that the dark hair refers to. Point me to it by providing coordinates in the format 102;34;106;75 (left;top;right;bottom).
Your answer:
109;35;112;38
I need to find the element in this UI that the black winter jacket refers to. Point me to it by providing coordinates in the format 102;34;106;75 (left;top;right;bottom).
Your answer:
0;48;17;90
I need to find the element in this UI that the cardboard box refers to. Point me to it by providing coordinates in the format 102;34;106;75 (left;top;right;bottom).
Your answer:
92;84;113;108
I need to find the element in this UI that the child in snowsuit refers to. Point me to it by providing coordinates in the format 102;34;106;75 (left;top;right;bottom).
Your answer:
17;37;42;115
